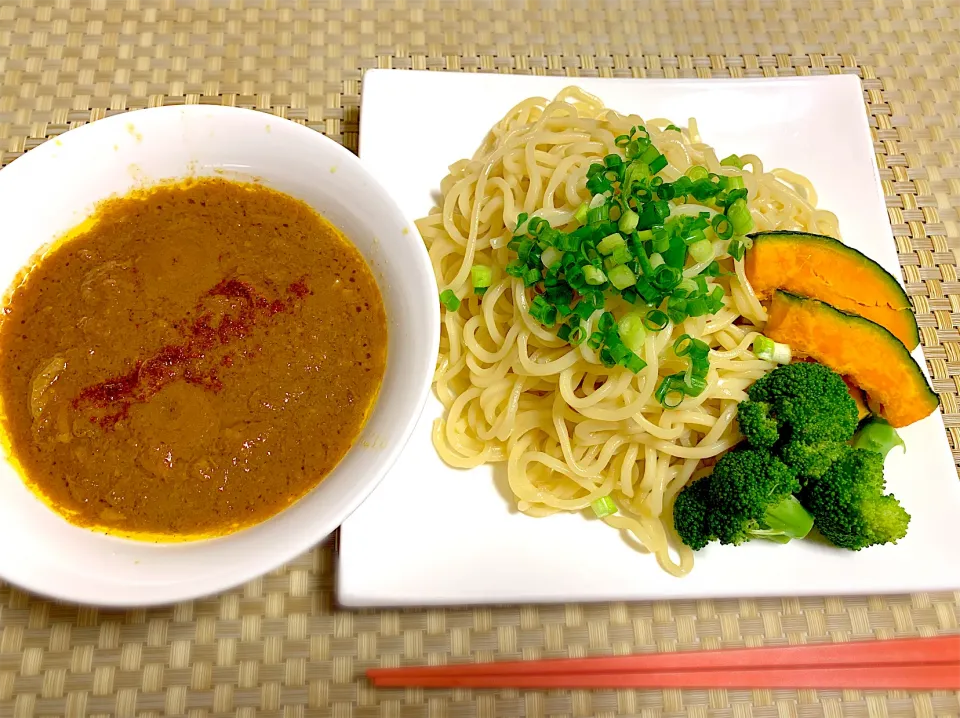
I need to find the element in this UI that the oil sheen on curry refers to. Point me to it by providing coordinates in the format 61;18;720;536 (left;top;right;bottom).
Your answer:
0;178;388;540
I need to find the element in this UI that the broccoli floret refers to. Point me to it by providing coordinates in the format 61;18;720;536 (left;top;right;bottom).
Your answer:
672;475;711;551
801;447;910;550
779;439;850;479
735;401;779;448
737;362;860;474
853;417;905;459
673;448;814;549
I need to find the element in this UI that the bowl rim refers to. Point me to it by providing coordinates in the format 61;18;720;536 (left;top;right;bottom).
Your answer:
0;104;440;606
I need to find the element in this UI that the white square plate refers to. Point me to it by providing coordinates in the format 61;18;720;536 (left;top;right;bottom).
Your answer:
338;69;960;607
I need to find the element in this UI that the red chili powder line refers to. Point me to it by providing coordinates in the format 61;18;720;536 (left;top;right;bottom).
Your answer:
72;276;309;427
208;278;270;310
288;278;310;298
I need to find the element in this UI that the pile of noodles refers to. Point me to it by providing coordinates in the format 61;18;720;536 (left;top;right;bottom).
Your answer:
415;87;840;576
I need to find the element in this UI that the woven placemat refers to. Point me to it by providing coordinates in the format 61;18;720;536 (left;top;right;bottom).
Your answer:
1;1;959;717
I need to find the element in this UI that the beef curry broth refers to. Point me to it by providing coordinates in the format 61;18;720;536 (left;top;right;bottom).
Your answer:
0;178;388;539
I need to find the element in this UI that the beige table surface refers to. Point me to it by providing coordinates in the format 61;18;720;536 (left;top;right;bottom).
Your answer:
1;1;959;717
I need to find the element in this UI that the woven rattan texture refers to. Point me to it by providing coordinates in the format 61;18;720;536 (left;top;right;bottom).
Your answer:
1;1;959;717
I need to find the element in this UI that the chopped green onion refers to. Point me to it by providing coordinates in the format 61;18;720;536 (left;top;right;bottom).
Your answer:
638;202;668;231
639;144;660;164
608;244;633;267
586;204;610;225
439;289;460;311
527;216;546;234
523;268;542;287
685;374;708;396
471;265;492;291
583;265;607;286
604;153;623;168
591;496;617;518
720;154;743;169
623;351;647;373
501;137;741;347
505;259;526;278
665;124;682;132
677;278;698;295
541;247;562;269
754;335;792;364
657;183;676;201
651;232;670;254
708;173;729;190
728;238;746;261
722;188;748;207
711;214;734;240
688;239;714;264
574;202;589;225
574;298;598;320
515;212;529;233
674;334;709;358
598;312;615;333
530;295;557;327
651;264;681;291
708;285;725;310
726;175;745;190
686;297;708;316
656;373;687;408
635;246;655;278
597;232;626;255
726;198;755;235
643;309;669;331
618;312;647;353
618;209;640;234
608;265;637;290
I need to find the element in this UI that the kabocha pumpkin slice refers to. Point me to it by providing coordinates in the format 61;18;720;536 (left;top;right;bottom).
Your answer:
764;291;938;428
745;231;919;350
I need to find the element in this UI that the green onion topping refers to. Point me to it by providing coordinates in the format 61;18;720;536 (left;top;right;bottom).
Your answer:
471;265;492;296
440;289;460;311
655;334;711;408
754;335;792;364
591;495;618;518
720;154;743;169
498;123;746;367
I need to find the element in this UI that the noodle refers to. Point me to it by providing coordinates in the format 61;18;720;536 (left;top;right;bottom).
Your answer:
416;87;840;576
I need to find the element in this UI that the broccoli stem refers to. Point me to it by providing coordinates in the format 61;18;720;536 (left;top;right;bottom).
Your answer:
755;495;814;541
852;417;905;460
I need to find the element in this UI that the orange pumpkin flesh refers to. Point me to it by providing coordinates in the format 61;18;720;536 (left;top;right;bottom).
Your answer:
746;231;919;350
764;291;937;428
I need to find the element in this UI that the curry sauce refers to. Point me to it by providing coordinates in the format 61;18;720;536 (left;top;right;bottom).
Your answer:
0;178;388;539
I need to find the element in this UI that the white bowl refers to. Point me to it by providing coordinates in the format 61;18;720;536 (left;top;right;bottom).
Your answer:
0;105;439;606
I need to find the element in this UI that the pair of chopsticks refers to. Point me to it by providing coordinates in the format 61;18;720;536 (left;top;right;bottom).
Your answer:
367;635;960;689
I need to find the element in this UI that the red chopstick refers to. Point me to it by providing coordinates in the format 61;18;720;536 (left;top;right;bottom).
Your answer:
370;665;959;690
367;635;960;690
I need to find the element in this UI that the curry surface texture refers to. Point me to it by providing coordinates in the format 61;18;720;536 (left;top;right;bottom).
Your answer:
0;178;388;540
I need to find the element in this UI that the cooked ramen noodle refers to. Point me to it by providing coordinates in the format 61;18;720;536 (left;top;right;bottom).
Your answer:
416;87;840;576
